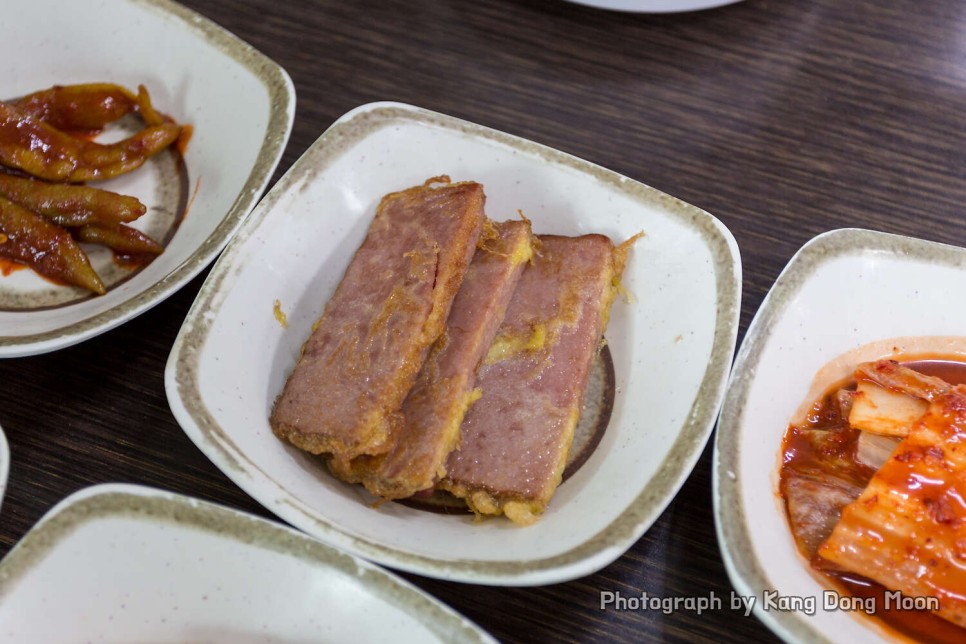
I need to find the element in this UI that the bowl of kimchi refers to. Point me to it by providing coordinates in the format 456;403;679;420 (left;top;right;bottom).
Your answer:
714;228;966;642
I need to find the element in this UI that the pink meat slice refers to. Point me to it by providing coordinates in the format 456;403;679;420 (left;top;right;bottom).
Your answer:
270;179;485;460
330;219;533;498
440;234;623;525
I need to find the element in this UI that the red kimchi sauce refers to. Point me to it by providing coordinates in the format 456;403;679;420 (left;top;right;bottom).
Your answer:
780;359;966;643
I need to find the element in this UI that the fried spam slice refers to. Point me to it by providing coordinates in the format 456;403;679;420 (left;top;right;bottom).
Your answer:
439;233;633;525
819;365;966;628
0;173;145;227
0;101;180;183
329;219;534;499
271;179;486;460
0;196;105;294
11;83;138;131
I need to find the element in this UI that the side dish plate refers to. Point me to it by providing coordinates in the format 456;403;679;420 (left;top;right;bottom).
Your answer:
567;0;742;13
714;228;966;642
0;0;294;356
166;101;741;585
0;426;7;515
0;484;493;642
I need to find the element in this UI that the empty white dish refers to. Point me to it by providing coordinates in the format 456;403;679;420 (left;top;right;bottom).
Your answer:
0;425;7;514
0;484;494;643
568;0;742;13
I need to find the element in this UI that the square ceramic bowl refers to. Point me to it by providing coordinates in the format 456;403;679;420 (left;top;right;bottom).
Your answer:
0;0;294;356
714;228;966;642
0;484;493;643
166;102;741;585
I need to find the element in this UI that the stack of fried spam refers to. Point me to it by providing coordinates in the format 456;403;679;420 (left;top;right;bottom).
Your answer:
271;177;635;525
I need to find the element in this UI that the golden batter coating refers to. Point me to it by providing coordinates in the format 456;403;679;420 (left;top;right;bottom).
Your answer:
329;219;533;498
271;178;485;460
439;233;634;524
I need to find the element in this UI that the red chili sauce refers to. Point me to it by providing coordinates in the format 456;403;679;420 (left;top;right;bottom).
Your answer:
780;359;966;643
0;257;27;276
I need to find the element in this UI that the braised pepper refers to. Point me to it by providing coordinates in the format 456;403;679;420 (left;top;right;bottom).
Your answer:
0;101;180;183
0;196;105;294
10;83;138;132
75;224;163;255
0;172;146;227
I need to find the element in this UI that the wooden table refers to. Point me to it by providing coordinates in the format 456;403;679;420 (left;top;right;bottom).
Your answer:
3;0;965;641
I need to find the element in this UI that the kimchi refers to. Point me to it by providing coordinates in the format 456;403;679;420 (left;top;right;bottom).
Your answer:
780;358;966;641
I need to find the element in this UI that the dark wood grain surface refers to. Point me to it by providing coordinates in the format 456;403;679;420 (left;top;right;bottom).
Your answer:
3;0;965;641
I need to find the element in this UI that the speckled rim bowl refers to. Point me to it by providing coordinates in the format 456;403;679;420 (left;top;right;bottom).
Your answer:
714;228;966;642
0;484;494;643
0;0;294;357
0;426;8;515
166;101;742;585
568;0;742;13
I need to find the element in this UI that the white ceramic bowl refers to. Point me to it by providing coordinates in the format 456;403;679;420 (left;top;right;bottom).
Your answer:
0;484;494;643
568;0;742;13
166;101;741;585
0;0;294;356
0;425;8;514
714;228;966;642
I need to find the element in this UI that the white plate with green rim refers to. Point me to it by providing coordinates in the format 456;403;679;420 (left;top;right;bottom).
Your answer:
166;101;741;585
0;484;494;643
714;228;966;642
0;0;294;357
